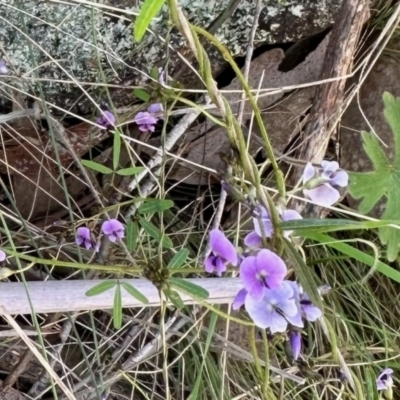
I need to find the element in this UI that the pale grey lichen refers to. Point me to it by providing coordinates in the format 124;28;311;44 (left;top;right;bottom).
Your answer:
0;0;342;112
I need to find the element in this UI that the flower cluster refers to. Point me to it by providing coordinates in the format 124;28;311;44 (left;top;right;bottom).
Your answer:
302;160;349;207
203;159;350;359
75;219;125;251
204;221;325;337
133;103;164;133
244;205;302;248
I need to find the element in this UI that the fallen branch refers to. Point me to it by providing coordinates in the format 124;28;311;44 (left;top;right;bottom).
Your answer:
0;278;242;315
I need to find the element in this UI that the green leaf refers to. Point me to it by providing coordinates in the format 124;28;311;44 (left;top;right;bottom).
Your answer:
85;280;117;296
139;217;173;248
167;248;189;269
304;232;400;284
113;284;122;329
150;66;159;80
113;130;121;171
281;218;400;233
134;0;166;42
283;238;323;311
164;287;185;309
81;160;113;174
116;166;145;176
126;220;138;252
138;199;174;214
348;92;400;261
133;88;150;102
120;282;149;304
169;277;209;300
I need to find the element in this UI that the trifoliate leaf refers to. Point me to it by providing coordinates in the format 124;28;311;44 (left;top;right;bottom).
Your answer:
348;92;400;261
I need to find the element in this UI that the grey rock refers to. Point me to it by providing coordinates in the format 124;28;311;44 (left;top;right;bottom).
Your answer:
0;0;342;113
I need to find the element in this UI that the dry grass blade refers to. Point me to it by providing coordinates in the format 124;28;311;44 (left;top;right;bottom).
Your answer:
0;304;76;400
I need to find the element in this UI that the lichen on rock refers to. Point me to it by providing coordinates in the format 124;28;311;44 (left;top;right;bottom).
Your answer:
0;0;342;113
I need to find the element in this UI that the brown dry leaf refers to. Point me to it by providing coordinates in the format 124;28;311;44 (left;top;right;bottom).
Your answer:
167;34;330;185
0;100;108;220
341;54;400;216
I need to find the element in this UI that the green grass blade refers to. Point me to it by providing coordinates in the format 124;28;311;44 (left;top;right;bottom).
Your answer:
120;282;149;304
85;280;117;296
113;283;122;329
134;0;166;42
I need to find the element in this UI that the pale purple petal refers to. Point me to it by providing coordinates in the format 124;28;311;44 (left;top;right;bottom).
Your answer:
268;312;289;333
0;250;6;262
77;226;91;239
240;256;264;300
281;209;302;237
290;331;301;360
277;299;299;319
253;217;273;238
377;368;394;391
232;288;247;310
134;112;157;126
244;231;262;248
254;205;269;220
378;368;394;382
209;229;237;266
304;183;340;207
148;103;163;115
330;170;348;187
96;111;115;128
245;293;275;329
281;209;302;222
321;160;339;176
256;249;287;288
286;310;304;328
302;162;316;184
215;257;227;276
377;380;389;391
285;280;300;297
139;123;156;132
205;255;217;273
0;60;8;75
302;304;322;321
270;280;294;301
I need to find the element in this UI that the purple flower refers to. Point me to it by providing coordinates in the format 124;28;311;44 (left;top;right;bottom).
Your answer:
302;160;349;207
244;205;302;248
204;229;238;276
101;219;125;242
377;368;394;391
0;250;6;262
240;249;287;300
76;227;96;250
147;103;163;115
134;111;157;132
289;331;301;360
286;281;322;322
245;282;303;333
0;60;8;75
232;288;247;310
133;103;164;133
96;111;115;129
